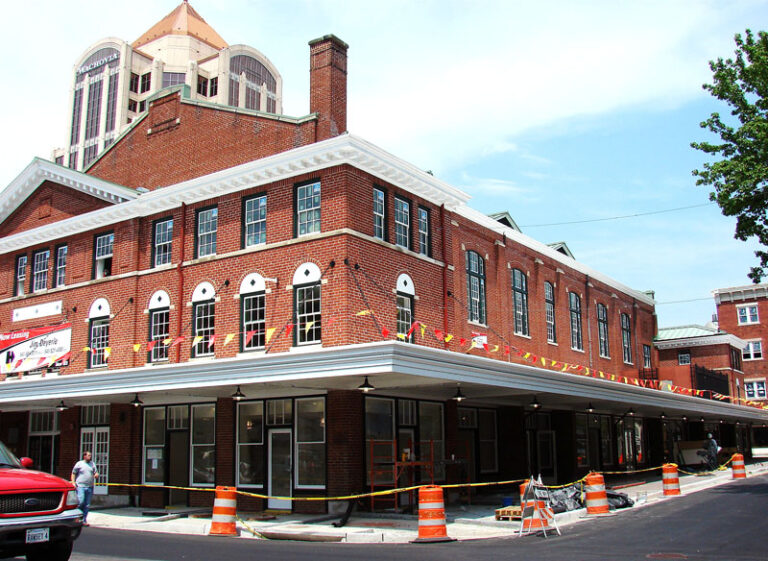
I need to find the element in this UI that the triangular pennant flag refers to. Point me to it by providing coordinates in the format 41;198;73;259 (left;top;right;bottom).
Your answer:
406;322;417;338
381;327;390;338
266;327;276;343
170;336;185;348
420;324;426;338
246;331;257;346
133;343;142;352
561;363;569;372
207;335;217;348
356;310;372;316
469;340;478;349
192;336;203;346
82;346;91;352
305;321;315;335
163;337;172;345
224;333;236;346
540;357;546;366
397;333;407;340
104;347;112;358
285;323;294;337
483;343;489;351
492;345;499;353
434;329;444;340
445;334;454;343
147;340;158;352
459;338;467;346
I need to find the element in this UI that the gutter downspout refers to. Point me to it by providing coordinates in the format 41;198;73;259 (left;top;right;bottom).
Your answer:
585;275;594;369
176;203;187;363
440;204;449;350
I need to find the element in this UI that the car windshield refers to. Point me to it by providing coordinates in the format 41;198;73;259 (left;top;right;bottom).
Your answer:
0;441;21;468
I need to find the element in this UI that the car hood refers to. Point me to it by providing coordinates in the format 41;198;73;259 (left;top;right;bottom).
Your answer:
0;467;73;492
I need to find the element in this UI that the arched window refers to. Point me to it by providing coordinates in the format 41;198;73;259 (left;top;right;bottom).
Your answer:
148;290;171;363
511;269;528;336
544;282;556;343
191;282;216;358
88;298;111;368
466;251;486;324
229;54;278;112
569;292;583;351
396;274;415;342
597;303;610;358
240;273;267;351
293;263;321;345
621;313;633;364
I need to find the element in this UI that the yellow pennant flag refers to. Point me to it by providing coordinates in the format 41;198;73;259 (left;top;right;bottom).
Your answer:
356;310;372;316
224;333;236;346
82;346;91;352
104;347;112;358
266;327;276;343
305;321;315;335
444;334;454;343
163;338;172;345
192;336;203;346
397;333;407;340
491;345;499;353
469;340;477;349
540;357;546;366
133;343;141;352
420;324;426;338
561;363;569;372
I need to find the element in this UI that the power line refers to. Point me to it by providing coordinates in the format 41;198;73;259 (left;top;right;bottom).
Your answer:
655;297;713;305
520;202;715;228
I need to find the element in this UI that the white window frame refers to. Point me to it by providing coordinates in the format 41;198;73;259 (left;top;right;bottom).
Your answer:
621;312;633;364
373;187;385;240
142;407;166;486
89;318;110;368
597;303;610;358
737;304;759;325
744;379;767;400
466;251;486;324
678;351;691;366
417;207;430;256
294;397;326;490
244;194;267;247
55;245;67;287
15;255;27;296
94;232;114;279
569;292;583;351
32;249;50;292
394;196;410;249
153;218;173;267
511;269;529;336
296;181;321;237
196;207;218;258
743;340;763;361
545;282;556;344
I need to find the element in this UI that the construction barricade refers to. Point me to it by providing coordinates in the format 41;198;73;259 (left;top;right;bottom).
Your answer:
519;480;547;530
584;472;610;515
209;486;239;536
662;464;681;496
731;453;747;479
412;485;455;543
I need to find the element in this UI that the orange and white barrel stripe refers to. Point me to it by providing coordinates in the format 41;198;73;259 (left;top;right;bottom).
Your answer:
413;485;454;543
731;453;747;479
519;481;547;530
209;486;238;536
662;464;681;496
584;472;610;515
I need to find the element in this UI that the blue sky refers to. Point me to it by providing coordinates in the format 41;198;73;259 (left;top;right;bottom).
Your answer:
1;0;767;328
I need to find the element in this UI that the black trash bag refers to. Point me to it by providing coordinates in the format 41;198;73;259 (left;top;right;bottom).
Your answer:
606;490;634;510
548;484;584;513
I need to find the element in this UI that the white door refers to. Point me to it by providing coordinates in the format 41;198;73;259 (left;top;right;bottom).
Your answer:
80;427;109;495
268;429;292;509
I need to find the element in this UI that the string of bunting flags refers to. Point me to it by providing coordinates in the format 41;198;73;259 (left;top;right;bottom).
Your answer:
3;308;767;412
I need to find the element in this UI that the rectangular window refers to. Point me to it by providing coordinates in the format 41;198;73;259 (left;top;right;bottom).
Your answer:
737;304;759;325
129;73;139;93
140;72;151;93
365;397;394;485
128;99;137;113
295;397;326;488
743;340;763;361
149;309;170;363
394;196;410;249
373;187;385;240
569;292;583;351
758;381;767;399
296;181;321;237
55;245;67;287
153;218;173;267
162;72;185;88
643;344;652;369
295;284;321;345
93;232;114;279
621;313;633;364
31;250;50;292
237;401;264;487
243;195;267;247
478;409;498;473
597;303;610;358
267;399;293;425
143;407;165;484
545;282;556;343
511;269;529;336
678;351;691;366
209;77;218;97
138;100;146;113
418;207;430;256
89;318;110;368
196;207;218;258
242;293;266;351
15;255;27;296
466;251;486;324
192;301;215;358
396;293;414;342
418;402;445;480
191;404;215;486
197;75;209;96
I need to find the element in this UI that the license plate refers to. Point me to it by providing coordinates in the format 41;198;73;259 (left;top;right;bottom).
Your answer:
25;528;49;544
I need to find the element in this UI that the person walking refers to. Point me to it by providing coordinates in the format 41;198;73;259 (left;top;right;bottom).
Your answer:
71;450;99;526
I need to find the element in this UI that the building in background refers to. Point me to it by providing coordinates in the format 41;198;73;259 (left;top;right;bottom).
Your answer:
60;1;282;171
1;3;766;514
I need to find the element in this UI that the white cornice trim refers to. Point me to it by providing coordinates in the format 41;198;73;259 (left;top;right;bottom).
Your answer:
713;284;768;305
0;158;137;226
654;333;747;350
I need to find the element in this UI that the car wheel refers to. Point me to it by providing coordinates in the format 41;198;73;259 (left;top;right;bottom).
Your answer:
26;540;73;561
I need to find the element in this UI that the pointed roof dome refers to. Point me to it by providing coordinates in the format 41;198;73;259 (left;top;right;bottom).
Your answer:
133;1;228;50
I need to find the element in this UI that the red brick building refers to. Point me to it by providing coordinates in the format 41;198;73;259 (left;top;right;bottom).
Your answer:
1;8;766;513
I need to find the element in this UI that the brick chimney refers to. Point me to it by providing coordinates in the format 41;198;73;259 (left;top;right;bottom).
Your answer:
309;35;348;141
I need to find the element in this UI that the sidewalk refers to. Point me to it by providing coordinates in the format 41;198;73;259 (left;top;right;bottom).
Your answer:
86;461;768;543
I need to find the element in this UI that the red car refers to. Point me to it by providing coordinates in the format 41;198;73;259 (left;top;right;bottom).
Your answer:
0;441;82;561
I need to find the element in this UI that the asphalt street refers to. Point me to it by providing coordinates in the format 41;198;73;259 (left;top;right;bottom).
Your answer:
65;474;768;561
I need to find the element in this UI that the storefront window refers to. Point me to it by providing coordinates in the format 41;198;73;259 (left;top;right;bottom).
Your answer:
419;402;444;480
366;397;395;484
143;408;165;484
478;409;497;473
237;402;264;487
634;420;644;464
295;398;325;488
191;404;215;485
575;414;588;468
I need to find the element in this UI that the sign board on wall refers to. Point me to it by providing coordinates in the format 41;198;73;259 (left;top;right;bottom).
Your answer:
1;323;72;374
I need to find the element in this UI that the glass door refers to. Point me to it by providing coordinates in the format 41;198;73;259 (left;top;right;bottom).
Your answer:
268;429;292;509
80;427;109;495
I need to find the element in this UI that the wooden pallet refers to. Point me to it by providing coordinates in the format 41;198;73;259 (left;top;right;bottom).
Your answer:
495;506;522;521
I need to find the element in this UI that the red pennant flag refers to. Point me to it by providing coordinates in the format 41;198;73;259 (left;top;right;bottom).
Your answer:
147;340;158;352
483;343;489;351
459;338;467;346
285;323;294;337
170;336;185;348
434;329;444;340
406;322;417;338
381;327;390;338
504;345;510;355
246;331;256;345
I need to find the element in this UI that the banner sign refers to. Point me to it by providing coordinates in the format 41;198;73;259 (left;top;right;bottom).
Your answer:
1;323;72;373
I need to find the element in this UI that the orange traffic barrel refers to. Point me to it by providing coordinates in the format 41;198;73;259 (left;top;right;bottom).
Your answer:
519;480;547;530
584;472;610;515
731;453;747;479
662;464;681;496
209;486;238;536
412;485;455;543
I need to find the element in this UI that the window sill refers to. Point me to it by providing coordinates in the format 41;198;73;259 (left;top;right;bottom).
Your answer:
570;347;585;353
547;341;558;346
290;344;323;353
513;332;532;340
189;355;215;362
467;320;488;329
237;349;267;358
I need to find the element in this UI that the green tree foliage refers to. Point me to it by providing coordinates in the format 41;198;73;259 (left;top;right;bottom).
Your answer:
692;29;768;283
